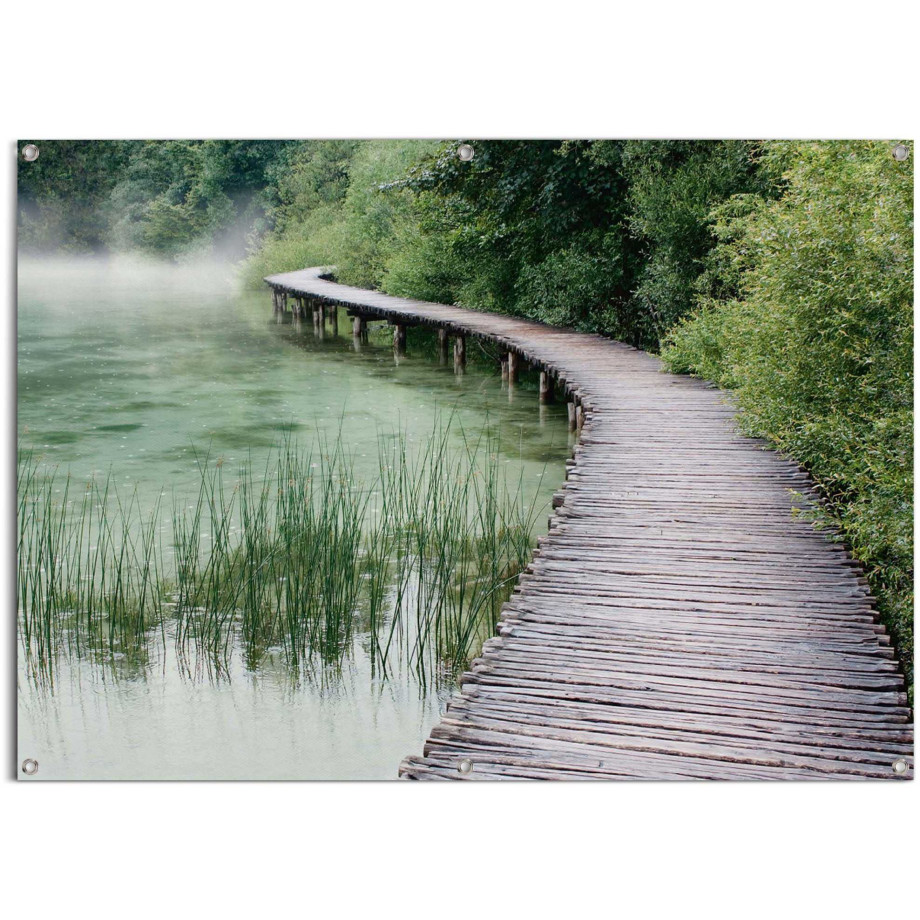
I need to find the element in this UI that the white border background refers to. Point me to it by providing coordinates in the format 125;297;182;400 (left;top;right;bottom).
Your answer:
2;3;917;916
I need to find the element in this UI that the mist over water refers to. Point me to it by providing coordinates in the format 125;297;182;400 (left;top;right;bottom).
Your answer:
17;256;571;779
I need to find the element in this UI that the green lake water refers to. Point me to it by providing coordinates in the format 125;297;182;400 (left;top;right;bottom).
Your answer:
17;258;571;780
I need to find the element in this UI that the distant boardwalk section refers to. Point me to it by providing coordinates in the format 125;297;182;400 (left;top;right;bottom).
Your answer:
265;267;913;780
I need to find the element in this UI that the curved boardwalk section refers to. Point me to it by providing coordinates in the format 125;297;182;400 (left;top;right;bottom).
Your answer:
266;268;913;780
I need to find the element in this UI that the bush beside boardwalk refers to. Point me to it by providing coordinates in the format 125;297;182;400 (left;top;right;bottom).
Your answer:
19;139;914;692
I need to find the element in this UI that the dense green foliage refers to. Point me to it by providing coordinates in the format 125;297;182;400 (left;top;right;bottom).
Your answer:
19;138;914;685
246;139;767;349
617;141;774;338
19;140;299;258
18;141;133;252
663;141;913;686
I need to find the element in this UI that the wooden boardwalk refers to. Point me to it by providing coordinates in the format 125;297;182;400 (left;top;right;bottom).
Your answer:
266;268;913;780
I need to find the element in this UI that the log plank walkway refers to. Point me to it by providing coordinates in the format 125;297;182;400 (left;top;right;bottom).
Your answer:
266;268;913;780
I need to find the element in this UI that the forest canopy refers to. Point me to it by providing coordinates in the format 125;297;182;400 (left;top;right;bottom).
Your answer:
18;138;914;685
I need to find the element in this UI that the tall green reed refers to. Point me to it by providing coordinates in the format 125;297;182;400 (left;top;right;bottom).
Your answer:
18;449;166;683
18;417;550;688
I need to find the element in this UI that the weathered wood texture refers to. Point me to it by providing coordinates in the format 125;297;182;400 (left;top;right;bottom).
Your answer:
266;268;913;781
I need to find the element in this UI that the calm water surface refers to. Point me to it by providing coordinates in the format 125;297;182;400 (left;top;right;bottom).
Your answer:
17;258;571;779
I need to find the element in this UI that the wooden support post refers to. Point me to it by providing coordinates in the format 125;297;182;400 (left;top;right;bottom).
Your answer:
567;401;577;431
352;315;367;339
507;351;520;383
329;305;339;335
281;292;288;314
539;370;553;404
438;328;449;365
313;304;324;339
393;323;407;355
454;334;466;372
500;354;509;381
575;404;585;429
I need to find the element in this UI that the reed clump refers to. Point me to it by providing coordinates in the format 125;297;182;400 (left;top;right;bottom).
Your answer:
18;449;167;684
18;419;547;688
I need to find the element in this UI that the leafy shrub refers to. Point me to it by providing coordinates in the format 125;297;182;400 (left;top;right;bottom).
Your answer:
513;236;642;340
617;140;770;339
241;205;345;286
334;140;440;289
381;220;465;305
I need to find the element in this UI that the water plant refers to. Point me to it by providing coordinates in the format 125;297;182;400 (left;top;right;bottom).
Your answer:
17;449;168;684
17;418;549;690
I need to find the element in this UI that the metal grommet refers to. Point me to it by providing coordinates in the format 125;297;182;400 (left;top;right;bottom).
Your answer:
458;144;474;162
458;758;473;774
892;758;909;775
21;758;39;776
892;144;909;162
21;144;40;162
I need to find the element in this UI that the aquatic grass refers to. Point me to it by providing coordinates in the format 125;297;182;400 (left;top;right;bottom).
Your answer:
17;451;168;683
18;417;552;688
371;416;549;685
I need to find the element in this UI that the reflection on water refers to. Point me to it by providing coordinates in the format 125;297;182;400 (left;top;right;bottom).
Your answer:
19;623;450;781
17;257;571;779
